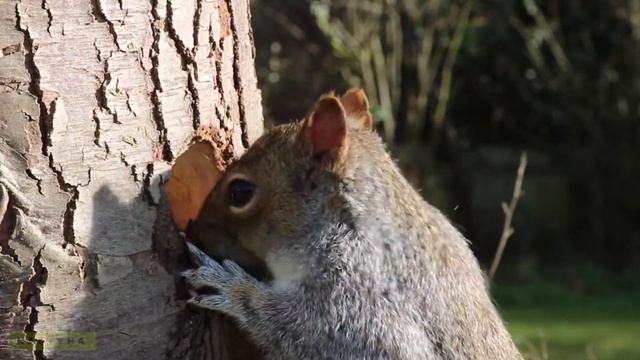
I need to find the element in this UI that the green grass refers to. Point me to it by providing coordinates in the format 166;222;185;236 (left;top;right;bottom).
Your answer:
494;282;640;360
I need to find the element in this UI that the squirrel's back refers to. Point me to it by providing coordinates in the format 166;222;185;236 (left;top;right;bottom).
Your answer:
337;127;521;359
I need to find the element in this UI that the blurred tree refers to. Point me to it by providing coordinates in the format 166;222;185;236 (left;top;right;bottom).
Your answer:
310;0;474;148
451;0;640;271
252;0;345;124
250;0;640;274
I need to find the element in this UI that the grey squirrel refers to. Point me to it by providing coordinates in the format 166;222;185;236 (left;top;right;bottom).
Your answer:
182;89;522;359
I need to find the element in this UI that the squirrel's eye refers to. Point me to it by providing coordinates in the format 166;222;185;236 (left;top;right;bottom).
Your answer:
228;178;256;209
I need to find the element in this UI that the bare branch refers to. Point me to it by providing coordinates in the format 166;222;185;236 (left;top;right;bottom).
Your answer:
489;152;528;280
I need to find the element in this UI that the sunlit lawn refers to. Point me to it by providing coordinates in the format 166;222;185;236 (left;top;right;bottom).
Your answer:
494;282;640;360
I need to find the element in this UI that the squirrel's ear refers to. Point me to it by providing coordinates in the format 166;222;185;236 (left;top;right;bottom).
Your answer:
303;95;347;158
340;88;372;131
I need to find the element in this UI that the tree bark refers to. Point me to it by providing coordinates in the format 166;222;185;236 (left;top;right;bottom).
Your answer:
0;0;262;359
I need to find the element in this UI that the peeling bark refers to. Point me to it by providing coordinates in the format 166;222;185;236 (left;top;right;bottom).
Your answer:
0;0;263;359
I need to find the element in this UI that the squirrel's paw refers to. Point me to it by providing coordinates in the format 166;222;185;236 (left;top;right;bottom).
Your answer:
182;242;259;322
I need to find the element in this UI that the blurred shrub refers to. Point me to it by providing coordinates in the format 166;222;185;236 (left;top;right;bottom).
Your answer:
250;0;640;275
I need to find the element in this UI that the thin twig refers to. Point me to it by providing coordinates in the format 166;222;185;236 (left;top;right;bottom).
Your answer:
489;152;527;280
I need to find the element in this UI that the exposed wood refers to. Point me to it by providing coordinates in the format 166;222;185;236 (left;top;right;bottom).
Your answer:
0;0;263;359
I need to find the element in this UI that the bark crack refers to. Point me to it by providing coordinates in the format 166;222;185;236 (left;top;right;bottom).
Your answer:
21;109;37;123
16;3;52;156
24;307;46;359
165;0;200;129
142;163;156;205
186;72;200;129
76;244;98;288
94;38;102;62
118;152;142;183
47;155;80;248
209;26;227;131
41;0;52;36
149;0;173;161
19;246;53;359
62;188;79;248
2;43;22;57
193;0;202;53
125;91;137;116
25;169;44;195
225;0;249;148
94;54;120;133
92;108;102;146
0;184;21;265
90;0;122;51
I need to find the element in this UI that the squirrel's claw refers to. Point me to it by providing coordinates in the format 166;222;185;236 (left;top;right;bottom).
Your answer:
185;241;218;268
181;267;225;290
222;259;250;278
182;252;258;322
187;294;231;312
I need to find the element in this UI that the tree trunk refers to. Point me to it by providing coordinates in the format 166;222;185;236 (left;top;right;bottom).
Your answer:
0;0;263;359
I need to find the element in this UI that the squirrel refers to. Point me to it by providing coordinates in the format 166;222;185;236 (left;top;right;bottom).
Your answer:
182;88;522;359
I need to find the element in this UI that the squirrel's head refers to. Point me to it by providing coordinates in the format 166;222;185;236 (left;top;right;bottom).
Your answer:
191;89;373;278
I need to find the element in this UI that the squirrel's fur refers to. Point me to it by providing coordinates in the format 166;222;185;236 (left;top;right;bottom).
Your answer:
184;89;522;359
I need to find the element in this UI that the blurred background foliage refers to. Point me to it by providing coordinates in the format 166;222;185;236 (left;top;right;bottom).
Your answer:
250;1;640;358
